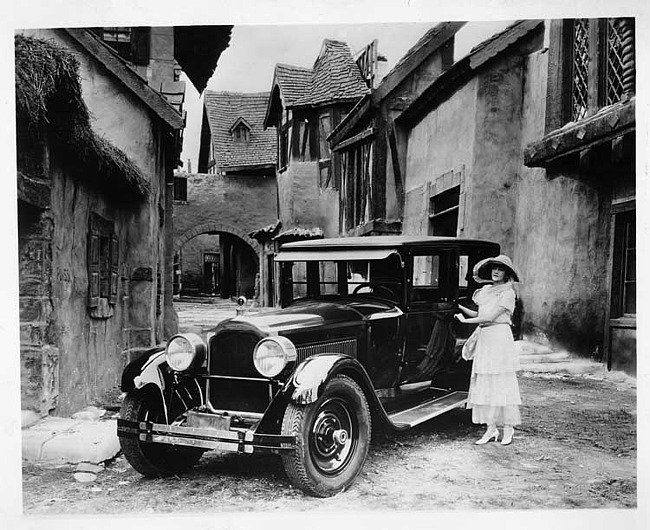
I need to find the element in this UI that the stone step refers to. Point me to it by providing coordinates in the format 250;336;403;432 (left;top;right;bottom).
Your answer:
518;351;571;363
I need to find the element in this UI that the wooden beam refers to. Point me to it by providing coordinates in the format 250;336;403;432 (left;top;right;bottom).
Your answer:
328;96;371;148
371;22;466;105
386;121;404;218
524;98;635;167
332;127;375;151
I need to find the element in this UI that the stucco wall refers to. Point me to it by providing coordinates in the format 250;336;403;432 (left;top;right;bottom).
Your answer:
515;47;611;356
466;54;524;256
279;161;339;237
403;79;477;236
19;29;170;415
174;172;276;249
180;234;220;293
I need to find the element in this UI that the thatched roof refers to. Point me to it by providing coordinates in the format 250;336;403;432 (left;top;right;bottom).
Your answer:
15;33;150;199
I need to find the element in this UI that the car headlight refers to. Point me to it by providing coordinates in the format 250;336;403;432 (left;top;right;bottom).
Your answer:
165;333;206;372
253;336;297;378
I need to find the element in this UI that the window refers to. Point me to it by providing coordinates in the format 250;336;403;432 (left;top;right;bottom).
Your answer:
102;27;132;59
555;18;635;127
279;126;289;170
611;209;635;317
318;114;332;160
233;124;250;142
173;176;187;202
88;213;118;315
411;252;453;303
101;27;150;65
318;114;334;190
295;118;312;162
341;141;372;230
429;186;460;236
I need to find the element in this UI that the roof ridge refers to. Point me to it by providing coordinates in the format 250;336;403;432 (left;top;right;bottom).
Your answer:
206;90;270;96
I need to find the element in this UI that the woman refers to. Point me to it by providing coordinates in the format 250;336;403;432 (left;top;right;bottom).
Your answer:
454;255;521;446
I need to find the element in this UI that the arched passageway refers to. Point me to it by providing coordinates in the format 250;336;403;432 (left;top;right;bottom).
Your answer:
174;222;260;299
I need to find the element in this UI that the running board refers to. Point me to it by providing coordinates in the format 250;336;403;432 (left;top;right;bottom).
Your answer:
388;391;468;429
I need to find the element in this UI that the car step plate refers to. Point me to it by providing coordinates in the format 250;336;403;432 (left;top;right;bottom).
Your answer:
388;391;468;428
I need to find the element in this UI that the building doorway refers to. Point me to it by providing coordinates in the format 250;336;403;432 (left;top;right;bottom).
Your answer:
203;252;220;295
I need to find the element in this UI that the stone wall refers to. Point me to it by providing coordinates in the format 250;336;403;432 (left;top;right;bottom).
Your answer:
173;172;277;299
180;234;220;294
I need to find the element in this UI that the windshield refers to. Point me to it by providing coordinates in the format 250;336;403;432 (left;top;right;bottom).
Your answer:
279;254;404;306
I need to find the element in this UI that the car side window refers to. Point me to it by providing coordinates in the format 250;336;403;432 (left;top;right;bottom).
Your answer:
413;255;440;287
411;253;448;302
291;262;308;300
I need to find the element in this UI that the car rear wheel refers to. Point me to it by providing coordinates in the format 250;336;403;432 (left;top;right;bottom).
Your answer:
281;374;371;497
120;387;204;477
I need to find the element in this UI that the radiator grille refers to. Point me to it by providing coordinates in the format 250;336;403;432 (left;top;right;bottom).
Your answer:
296;338;357;364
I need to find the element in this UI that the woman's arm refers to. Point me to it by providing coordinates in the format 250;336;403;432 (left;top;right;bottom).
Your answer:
457;304;478;318
455;305;507;325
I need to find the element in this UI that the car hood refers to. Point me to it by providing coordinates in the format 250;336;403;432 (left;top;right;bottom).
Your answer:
213;298;402;336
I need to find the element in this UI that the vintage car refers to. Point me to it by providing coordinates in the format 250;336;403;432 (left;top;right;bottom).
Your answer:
117;236;501;497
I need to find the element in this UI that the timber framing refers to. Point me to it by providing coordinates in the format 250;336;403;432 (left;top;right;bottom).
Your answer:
370;21;465;105
329;22;466;149
523;97;635;167
332;127;375;151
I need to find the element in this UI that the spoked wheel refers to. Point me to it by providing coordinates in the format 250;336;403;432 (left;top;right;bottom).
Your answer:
120;386;204;477
281;375;371;497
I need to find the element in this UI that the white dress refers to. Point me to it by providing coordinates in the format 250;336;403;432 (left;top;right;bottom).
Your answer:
466;283;521;426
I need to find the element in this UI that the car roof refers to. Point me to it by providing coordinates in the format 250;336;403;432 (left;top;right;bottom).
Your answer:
280;235;499;250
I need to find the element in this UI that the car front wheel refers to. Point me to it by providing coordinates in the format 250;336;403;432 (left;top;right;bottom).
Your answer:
281;374;371;497
120;386;204;477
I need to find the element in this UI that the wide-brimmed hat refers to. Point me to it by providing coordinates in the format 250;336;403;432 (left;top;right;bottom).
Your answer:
473;254;520;283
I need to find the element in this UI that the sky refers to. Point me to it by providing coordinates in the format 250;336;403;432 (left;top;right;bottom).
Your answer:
180;20;513;170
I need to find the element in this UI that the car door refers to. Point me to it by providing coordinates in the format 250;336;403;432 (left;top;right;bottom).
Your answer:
400;248;457;384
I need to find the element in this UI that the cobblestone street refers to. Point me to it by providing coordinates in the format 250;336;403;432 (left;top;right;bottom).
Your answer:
175;296;245;333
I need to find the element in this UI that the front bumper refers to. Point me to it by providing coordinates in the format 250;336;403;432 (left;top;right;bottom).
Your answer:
117;419;296;453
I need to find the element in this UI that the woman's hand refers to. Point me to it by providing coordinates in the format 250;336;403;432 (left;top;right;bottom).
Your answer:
457;304;478;318
454;313;468;323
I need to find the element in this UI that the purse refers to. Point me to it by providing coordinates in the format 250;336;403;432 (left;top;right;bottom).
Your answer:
461;327;480;361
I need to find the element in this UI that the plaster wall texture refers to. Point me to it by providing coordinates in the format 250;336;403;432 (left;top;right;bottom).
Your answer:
181;234;220;291
19;29;170;415
402;79;477;236
279;161;339;237
466;54;524;257
174;172;277;249
514;48;611;357
148;27;175;89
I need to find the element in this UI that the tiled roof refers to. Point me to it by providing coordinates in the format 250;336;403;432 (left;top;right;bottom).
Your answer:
274;227;324;241
292;40;369;107
204;91;277;170
271;39;369;111
274;64;313;107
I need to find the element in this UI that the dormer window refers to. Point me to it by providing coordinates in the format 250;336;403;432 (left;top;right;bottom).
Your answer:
229;117;252;143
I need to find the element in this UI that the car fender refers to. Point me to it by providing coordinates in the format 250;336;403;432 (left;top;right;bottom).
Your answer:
121;348;166;393
255;353;384;434
285;354;375;405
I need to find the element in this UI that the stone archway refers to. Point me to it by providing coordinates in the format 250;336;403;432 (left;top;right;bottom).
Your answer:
174;221;260;257
174;222;260;299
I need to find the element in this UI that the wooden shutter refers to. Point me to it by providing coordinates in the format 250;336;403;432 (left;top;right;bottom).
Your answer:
88;230;100;308
131;27;151;66
109;235;119;305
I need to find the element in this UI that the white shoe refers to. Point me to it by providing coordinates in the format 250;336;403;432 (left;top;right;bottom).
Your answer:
475;426;499;445
501;426;514;445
